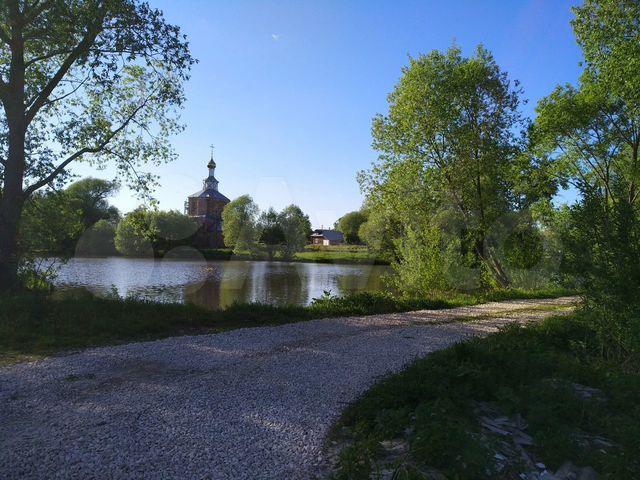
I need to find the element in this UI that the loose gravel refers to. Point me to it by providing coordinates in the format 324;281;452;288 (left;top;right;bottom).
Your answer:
0;297;575;479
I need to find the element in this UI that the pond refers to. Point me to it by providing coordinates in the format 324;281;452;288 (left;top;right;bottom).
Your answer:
53;257;392;310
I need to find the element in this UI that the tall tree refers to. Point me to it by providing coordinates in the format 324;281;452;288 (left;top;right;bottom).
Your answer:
336;210;367;244
221;195;259;252
535;0;640;206
363;46;550;288
65;177;120;228
0;0;194;288
257;207;285;260
278;204;311;260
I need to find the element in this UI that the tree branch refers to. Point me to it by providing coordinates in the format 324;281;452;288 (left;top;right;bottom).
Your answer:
30;72;91;110
24;48;76;68
22;0;56;25
24;100;149;196
24;12;105;125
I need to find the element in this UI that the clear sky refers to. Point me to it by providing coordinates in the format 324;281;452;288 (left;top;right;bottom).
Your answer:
72;0;583;228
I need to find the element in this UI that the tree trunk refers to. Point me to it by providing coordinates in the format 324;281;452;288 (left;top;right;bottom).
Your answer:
0;9;27;291
0;124;26;290
476;236;511;288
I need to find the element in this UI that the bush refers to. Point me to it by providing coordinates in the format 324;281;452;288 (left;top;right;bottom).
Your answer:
562;189;640;370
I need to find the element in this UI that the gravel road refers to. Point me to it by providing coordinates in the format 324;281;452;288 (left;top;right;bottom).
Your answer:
0;297;575;479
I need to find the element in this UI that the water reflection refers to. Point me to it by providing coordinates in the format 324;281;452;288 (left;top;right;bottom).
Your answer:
55;258;391;310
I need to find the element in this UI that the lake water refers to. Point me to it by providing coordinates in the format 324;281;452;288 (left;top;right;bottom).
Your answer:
53;257;392;310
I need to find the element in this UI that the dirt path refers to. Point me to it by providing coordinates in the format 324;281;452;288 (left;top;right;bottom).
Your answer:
0;297;575;479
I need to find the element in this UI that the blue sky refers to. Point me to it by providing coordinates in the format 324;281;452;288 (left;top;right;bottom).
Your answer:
73;0;583;228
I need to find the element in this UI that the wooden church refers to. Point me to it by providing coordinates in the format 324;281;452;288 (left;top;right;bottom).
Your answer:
186;152;230;248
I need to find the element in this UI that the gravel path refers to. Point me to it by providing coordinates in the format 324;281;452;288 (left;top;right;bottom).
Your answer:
0;297;575;479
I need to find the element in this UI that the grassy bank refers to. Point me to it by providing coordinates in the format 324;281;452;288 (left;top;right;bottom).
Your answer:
330;313;639;479
0;288;574;365
196;244;390;264
294;245;389;265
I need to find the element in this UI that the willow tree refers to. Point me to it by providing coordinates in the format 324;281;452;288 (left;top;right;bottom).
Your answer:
362;46;553;289
0;0;194;289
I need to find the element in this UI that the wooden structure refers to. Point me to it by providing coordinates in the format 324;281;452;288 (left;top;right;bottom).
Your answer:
310;229;344;246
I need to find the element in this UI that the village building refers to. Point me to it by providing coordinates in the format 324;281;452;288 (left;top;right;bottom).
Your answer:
186;152;230;248
310;229;344;246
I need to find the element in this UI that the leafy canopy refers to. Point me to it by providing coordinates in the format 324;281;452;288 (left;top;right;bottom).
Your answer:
362;45;555;290
0;0;195;196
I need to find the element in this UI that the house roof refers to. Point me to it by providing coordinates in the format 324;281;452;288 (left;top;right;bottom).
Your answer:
310;229;344;241
188;188;230;202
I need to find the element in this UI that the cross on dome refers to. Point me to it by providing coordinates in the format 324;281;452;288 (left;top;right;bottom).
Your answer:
207;144;216;169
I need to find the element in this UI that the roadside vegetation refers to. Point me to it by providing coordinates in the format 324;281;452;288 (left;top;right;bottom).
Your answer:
331;313;640;480
0;287;574;366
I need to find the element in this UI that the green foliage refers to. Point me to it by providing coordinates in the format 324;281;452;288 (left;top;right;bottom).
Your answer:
152;209;199;251
357;203;399;259
503;224;544;270
225;200;311;260
75;219;117;257
0;0;195;196
18;177;119;257
572;0;640;109
561;191;640;369
361;45;556;292
336;210;368;244
19;190;85;256
221;195;260;252
333;315;640;479
64;178;120;228
257;208;285;260
114;208;196;257
391;224;456;294
114;208;155;257
278;204;311;260
534;0;640;370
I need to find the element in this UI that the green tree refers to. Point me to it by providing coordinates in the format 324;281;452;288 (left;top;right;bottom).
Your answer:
19;189;84;255
113;208;196;256
258;208;285;260
534;0;640;366
152;209;198;252
336;210;368;244
362;45;553;291
221;195;259;253
16;177;119;257
65;178;120;229
114;208;155;257
0;0;194;289
357;200;399;257
278;204;311;260
76;219;116;257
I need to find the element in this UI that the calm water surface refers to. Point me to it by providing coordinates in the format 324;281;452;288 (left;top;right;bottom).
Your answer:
54;257;391;310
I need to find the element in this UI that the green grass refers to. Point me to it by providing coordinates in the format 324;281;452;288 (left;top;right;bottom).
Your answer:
294;245;389;264
330;313;639;479
0;287;575;365
193;245;390;264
